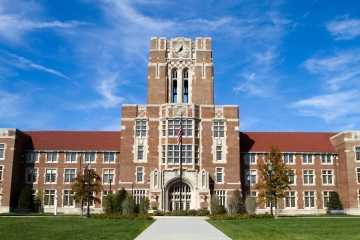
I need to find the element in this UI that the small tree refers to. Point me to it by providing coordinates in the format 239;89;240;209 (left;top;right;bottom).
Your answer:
326;191;343;214
114;188;128;213
122;195;135;215
245;195;258;214
139;196;150;214
17;186;34;209
210;195;220;214
102;193;115;214
71;167;102;216
255;144;292;216
34;189;44;213
227;190;246;215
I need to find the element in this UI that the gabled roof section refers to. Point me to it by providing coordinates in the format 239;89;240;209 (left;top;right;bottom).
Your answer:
23;131;121;151
240;132;337;153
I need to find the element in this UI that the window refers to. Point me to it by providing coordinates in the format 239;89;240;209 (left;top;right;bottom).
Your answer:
165;145;194;164
63;190;74;207
0;144;4;159
214;190;226;206
289;170;295;185
46;152;57;162
66;153;77;162
321;154;332;164
304;191;315;208
250;191;257;198
303;170;314;185
166;119;192;137
137;167;143;182
214;121;224;138
323;191;330;208
27;152;38;162
85;153;96;163
356;147;360;161
102;190;113;205
133;189;146;204
285;191;296;208
44;190;55;206
64;169;76;183
322;170;333;185
245;170;256;185
216;168;223;183
172;69;178;103
104;153;115;163
216;146;222;161
26;168;37;183
357;168;360;183
183;69;189;103
136;120;147;138
137;146;144;160
0;166;3;181
302;154;313;164
284;154;294;164
103;169;114;184
45;169;57;183
245;153;256;164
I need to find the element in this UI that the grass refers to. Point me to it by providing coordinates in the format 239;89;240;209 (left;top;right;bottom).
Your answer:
208;217;360;240
0;216;154;240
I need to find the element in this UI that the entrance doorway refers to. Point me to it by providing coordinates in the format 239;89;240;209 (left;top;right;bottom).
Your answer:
168;182;191;211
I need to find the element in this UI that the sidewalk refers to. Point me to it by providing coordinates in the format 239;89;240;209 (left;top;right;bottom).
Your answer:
135;216;231;240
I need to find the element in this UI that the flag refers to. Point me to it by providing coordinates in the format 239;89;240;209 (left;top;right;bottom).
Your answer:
177;119;183;146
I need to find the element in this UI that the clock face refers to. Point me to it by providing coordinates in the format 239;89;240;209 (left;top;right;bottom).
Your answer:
173;40;189;57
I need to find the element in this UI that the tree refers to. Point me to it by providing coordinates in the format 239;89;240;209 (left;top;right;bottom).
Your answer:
102;193;116;214
210;195;220;214
34;189;44;213
114;187;128;213
71;167;102;217
255;144;292;216
122;195;135;215
326;191;343;214
17;186;34;209
227;190;246;216
139;196;150;214
245;195;258;214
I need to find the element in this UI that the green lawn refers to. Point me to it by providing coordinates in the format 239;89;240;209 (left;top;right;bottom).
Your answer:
0;216;154;240
208;217;360;240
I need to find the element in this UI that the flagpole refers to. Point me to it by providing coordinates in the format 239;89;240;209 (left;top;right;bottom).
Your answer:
179;114;183;210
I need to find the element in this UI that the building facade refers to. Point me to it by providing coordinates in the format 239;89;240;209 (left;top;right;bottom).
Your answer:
1;37;360;214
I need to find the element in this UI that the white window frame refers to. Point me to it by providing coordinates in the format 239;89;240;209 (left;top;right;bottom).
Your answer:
355;147;360;161
26;168;38;183
304;191;316;208
27;152;39;163
323;191;330;208
103;169;114;184
165;145;194;164
357;168;360;183
45;169;57;183
0;165;3;181
0;144;5;160
165;119;193;137
302;154;313;164
46;152;58;162
65;153;77;163
63;190;74;207
285;191;297;208
85;152;96;163
135;119;147;138
322;170;333;185
137;145;144;161
214;190;226;206
64;169;76;183
245;153;256;164
303;170;315;185
213;120;225;138
136;167;144;183
289;170;296;185
104;152;115;163
245;170;257;186
283;153;295;164
44;189;56;206
216;168;224;183
321;154;332;164
216;146;222;161
133;189;146;204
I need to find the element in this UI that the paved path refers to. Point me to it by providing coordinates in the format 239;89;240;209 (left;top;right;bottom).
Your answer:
135;216;231;240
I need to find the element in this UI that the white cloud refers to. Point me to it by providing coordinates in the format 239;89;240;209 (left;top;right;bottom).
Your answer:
291;91;360;122
326;16;360;40
0;50;69;79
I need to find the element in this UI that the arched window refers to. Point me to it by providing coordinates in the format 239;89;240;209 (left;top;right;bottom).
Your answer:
183;69;189;103
172;69;178;103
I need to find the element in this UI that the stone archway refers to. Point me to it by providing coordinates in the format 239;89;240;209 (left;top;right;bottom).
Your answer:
168;182;191;211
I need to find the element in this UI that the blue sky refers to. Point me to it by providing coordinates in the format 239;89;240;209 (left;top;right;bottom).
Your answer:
0;0;360;132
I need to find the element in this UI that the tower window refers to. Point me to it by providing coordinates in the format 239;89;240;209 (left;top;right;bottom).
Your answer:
183;69;189;103
173;80;177;103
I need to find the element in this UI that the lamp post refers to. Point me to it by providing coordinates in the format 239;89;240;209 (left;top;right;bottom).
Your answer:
268;165;273;217
86;165;92;218
109;175;112;193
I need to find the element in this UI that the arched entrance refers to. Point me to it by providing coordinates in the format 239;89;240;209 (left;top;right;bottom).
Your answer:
168;182;191;211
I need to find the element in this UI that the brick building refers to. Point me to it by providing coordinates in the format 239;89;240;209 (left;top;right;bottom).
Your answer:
1;37;360;214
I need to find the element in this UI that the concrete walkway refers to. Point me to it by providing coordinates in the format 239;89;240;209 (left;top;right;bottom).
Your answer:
135;216;231;240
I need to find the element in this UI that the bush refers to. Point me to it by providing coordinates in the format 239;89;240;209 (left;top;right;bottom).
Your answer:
153;210;164;216
17;186;34;210
209;213;272;220
326;191;344;214
114;188;128;213
102;193;116;214
210;195;220;214
197;208;210;216
91;213;153;220
122;195;135;215
245;195;258;214
187;209;198;216
139;197;150;214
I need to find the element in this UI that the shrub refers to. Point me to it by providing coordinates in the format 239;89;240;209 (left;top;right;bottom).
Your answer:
91;213;154;220
17;186;34;210
102;193;116;214
153;210;164;216
197;208;210;216
326;191;344;214
245;195;258;214
114;188;128;213
210;195;220;214
209;213;272;220
122;195;135;215
187;209;198;216
139;197;150;214
227;195;239;216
